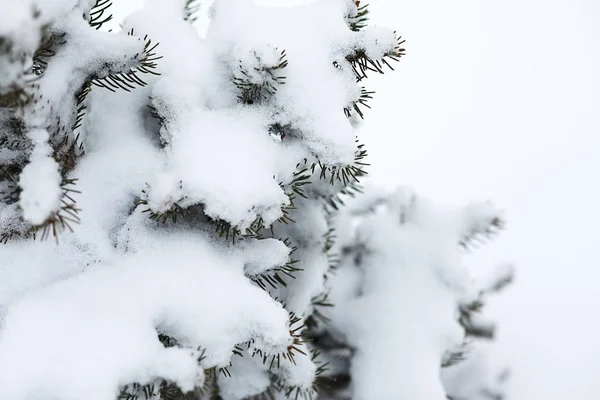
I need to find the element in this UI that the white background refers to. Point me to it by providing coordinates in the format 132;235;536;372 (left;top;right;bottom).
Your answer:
362;0;600;398
111;0;600;397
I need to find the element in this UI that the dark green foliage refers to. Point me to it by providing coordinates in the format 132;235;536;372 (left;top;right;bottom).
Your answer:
0;115;27;150
288;167;312;199
120;338;222;400
0;177;81;244
33;178;81;242
91;31;162;93
345;1;370;32
458;298;493;339
184;0;202;23
32;31;66;76
323;181;364;212
0;179;19;205
346;34;406;82
142;201;188;224
135;186;300;250
486;269;514;293
242;312;309;371
0;25;42;107
315;139;369;186
72;83;91;134
322;228;341;277
88;0;114;30
344;87;374;119
284;312;308;365
250;239;303;290
459;215;505;250
288;138;368;194
441;340;472;368
137;181;188;224
119;381;217;400
305;292;334;330
0;14;163;244
0;82;36;109
83;2;404;399
233;49;288;105
248;347;331;400
281;350;331;400
458;264;514;341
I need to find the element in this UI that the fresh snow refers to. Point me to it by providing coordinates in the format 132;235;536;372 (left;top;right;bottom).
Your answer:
0;233;291;400
0;0;508;399
324;187;504;398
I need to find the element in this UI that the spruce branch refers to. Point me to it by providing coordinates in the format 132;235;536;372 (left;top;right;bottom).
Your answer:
212;192;299;243
346;34;406;82
32;177;81;242
5;25;165;204
459;215;504;250
314;138;369;186
137;185;296;245
458;299;495;340
277;194;298;226
120;339;220;400
120;379;215;400
0;82;37;108
0;115;27;151
251;238;303;290
146;97;168;129
323;181;364;211
32;31;66;76
91;31;162;93
441;340;472;368
285;313;309;365
72;83;91;135
271;133;368;190
138;182;189;225
87;0;114;30
305;292;335;330
0;209;32;244
483;264;515;294
345;1;370;32
252;258;302;288
1;177;82;244
233;48;288;105
290;139;368;193
0;230;30;245
456;265;514;340
0;21;45;105
322;228;341;277
288;166;312;199
344;87;375;119
0;166;21;204
251;347;331;400
0;41;40;107
247;312;309;372
323;228;336;253
184;0;202;23
212;216;264;244
141;201;189;224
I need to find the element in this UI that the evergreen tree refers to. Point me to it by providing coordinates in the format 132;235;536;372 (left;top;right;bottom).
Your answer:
442;261;513;400
316;187;514;399
0;1;510;399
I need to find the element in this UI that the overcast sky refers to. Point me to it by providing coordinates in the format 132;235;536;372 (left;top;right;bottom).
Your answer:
111;0;600;397
362;0;600;398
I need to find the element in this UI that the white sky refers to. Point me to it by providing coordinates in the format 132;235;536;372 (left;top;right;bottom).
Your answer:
362;0;600;398
110;0;600;398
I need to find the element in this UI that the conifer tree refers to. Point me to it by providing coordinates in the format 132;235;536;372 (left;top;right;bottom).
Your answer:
315;187;514;399
0;1;510;399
